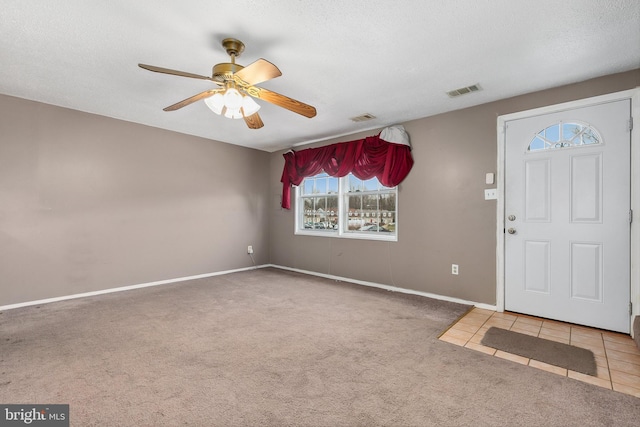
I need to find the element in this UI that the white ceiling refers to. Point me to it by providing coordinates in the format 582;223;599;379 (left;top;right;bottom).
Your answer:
1;1;639;152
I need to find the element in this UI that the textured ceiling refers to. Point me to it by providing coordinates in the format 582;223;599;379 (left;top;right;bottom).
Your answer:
1;0;639;152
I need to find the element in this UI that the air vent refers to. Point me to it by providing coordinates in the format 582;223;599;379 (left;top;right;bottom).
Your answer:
446;84;482;98
350;113;377;122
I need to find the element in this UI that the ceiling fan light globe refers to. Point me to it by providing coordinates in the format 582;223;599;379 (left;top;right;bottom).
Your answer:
242;96;260;116
224;107;243;119
204;93;224;115
223;88;243;110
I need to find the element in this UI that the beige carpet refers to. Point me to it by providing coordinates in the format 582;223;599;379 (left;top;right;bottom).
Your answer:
1;268;639;426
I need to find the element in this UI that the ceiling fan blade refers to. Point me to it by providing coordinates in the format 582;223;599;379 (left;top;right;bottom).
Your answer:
163;90;220;111
244;86;316;118
234;59;282;86
243;112;264;129
139;63;215;81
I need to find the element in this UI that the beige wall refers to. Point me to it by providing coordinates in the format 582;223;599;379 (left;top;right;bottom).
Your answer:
269;69;640;305
0;95;270;305
1;69;638;307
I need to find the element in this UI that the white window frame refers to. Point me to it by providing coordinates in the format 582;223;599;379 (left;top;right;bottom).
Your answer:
294;173;398;242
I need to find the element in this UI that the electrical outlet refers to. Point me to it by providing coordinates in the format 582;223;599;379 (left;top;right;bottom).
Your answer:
451;264;459;275
247;245;253;254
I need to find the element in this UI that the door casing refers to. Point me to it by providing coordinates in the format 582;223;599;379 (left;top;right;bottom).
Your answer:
496;88;640;336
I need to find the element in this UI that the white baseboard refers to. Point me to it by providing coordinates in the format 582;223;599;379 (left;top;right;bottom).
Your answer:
267;264;497;311
0;264;270;311
0;263;496;313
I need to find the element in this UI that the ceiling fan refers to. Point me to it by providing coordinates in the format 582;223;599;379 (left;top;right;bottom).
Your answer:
139;38;316;129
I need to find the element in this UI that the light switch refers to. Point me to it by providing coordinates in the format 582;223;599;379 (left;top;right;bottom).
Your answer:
485;173;495;185
484;189;497;200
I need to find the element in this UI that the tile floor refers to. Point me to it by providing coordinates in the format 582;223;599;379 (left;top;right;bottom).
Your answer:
439;308;640;398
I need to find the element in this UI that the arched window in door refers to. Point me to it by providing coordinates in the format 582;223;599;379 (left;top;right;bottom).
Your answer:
528;122;601;152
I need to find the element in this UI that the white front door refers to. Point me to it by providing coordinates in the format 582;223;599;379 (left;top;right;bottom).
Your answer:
504;99;631;333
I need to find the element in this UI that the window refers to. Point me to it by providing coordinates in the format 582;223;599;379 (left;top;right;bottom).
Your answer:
299;173;339;231
296;172;397;241
528;122;601;152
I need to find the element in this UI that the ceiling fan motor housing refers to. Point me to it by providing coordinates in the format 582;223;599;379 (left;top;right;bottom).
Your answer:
212;63;244;83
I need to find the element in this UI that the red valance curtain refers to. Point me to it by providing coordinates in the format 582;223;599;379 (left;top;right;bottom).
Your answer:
280;126;414;209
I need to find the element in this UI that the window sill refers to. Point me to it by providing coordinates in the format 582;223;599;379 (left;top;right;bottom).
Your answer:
294;230;397;242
